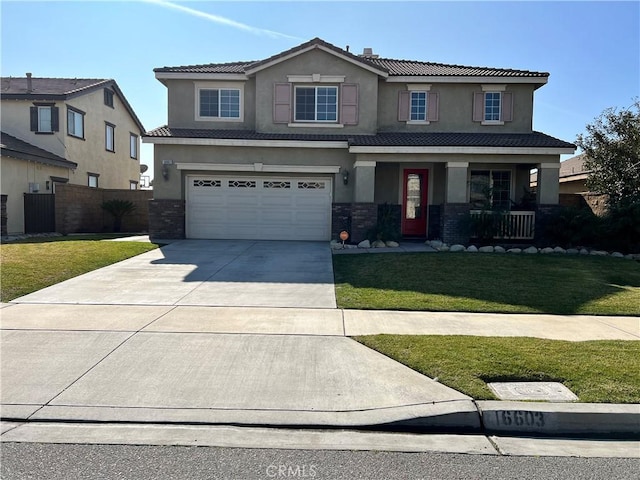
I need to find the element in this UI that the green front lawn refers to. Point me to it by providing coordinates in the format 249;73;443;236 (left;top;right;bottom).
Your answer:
356;335;640;403
334;253;640;315
0;236;158;302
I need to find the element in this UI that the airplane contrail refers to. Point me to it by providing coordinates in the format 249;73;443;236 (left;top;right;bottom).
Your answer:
144;0;303;40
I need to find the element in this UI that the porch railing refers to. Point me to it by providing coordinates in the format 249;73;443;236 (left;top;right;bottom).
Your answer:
470;210;536;240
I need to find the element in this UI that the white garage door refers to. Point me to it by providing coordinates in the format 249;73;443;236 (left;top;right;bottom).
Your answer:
186;175;332;240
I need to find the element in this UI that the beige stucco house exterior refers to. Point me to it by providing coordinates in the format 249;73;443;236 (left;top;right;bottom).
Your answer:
1;76;145;235
145;38;575;243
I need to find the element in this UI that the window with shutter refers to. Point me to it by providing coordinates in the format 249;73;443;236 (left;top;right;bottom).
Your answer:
340;83;358;125
273;83;291;123
474;87;512;125
400;86;438;124
294;86;338;122
30;104;58;133
398;91;410;122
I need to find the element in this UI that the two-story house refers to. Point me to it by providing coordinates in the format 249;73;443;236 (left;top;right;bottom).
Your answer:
144;38;575;243
1;75;145;235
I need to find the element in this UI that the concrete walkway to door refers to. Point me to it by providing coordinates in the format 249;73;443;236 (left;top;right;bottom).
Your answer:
13;240;337;309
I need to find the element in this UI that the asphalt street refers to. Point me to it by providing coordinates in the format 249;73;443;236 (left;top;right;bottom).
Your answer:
2;442;639;480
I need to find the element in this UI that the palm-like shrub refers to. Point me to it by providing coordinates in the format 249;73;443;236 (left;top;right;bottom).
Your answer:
101;199;136;233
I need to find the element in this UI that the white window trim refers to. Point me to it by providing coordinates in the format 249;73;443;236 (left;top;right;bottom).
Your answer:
287;74;345;83
105;123;115;152
88;173;99;188
293;85;339;124
130;133;138;159
195;81;244;122
481;90;504;125
37;106;52;133
406;84;431;124
66;107;84;139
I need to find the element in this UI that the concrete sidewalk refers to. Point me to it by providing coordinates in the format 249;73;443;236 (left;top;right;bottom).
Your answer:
2;304;637;340
0;304;478;431
1;303;639;439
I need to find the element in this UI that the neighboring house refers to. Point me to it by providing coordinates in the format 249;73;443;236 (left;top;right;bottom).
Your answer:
144;38;575;243
1;75;145;235
531;154;591;194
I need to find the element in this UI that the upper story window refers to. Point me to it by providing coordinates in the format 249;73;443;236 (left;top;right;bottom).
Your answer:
474;85;512;125
398;85;438;124
105;122;115;152
67;107;85;139
197;85;242;121
30;104;59;134
104;89;114;108
130;133;138;159
273;82;357;127
294;86;338;122
410;91;427;121
484;92;501;122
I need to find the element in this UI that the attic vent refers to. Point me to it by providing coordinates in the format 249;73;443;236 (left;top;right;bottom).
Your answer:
360;48;379;59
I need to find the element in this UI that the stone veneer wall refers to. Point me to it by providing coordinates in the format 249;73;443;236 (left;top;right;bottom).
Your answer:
441;203;471;245
428;205;441;240
1;195;7;238
331;203;352;241
351;203;378;243
331;203;378;243
149;199;185;240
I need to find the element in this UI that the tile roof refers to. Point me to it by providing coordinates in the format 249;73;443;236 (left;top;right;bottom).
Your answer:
153;37;548;78
154;62;256;74
559;153;590;178
366;58;548;78
1;77;145;133
1;131;78;169
1;77;110;96
144;126;575;149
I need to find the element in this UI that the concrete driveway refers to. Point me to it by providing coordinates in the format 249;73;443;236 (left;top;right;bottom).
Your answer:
14;240;337;308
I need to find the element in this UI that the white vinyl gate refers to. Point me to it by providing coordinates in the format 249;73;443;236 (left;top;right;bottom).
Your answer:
186;175;332;240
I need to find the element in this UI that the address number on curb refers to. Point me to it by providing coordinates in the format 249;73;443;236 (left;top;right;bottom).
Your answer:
494;411;545;428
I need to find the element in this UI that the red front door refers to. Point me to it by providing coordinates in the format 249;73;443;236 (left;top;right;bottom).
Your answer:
401;169;429;236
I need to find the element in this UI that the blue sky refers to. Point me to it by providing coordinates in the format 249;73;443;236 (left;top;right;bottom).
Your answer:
2;0;639;181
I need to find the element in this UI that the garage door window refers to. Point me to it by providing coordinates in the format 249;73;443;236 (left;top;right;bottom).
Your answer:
298;181;325;189
264;181;291;189
193;179;221;188
229;180;256;188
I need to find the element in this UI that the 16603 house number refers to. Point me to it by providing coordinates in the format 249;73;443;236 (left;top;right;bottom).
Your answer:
495;410;545;427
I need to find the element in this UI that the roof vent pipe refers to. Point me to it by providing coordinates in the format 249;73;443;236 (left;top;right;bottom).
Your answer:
26;72;32;92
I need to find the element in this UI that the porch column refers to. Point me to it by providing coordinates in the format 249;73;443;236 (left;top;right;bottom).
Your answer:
442;162;471;245
536;163;560;205
353;160;376;203
445;162;468;203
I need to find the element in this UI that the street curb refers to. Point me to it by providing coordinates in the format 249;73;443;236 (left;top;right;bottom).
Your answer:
2;400;482;434
477;401;640;438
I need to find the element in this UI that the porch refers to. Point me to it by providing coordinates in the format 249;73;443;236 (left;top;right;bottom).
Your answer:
333;159;561;244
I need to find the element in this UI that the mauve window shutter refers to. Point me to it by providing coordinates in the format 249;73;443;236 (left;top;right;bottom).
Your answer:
30;107;38;131
502;92;513;122
472;92;484;122
340;83;358;125
427;92;439;122
398;90;410;121
51;106;59;131
273;83;291;123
